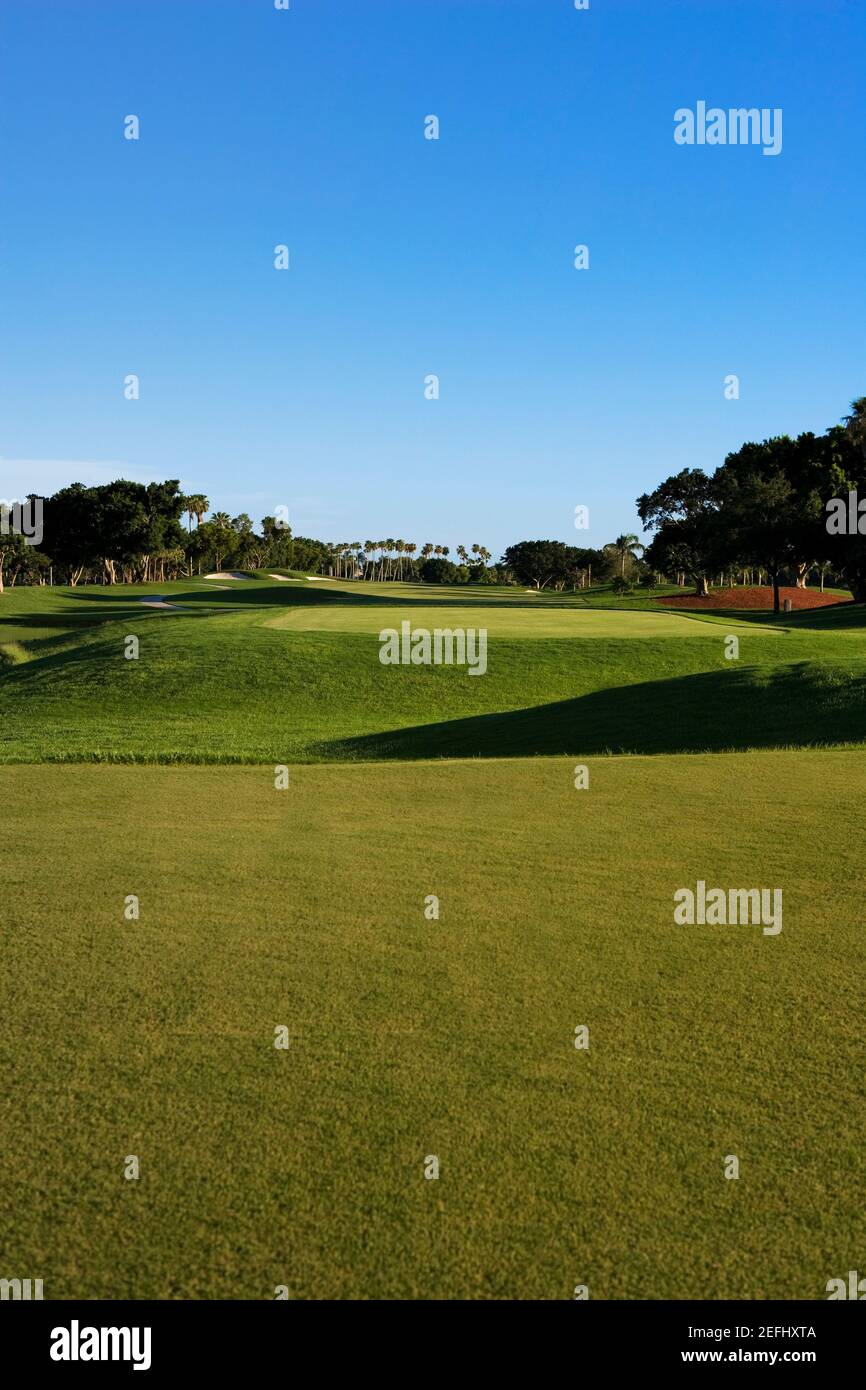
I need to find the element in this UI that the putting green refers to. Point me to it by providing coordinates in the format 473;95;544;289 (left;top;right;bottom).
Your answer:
265;605;776;639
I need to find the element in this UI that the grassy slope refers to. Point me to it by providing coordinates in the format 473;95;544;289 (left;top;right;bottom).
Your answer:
2;578;866;762
1;755;863;1299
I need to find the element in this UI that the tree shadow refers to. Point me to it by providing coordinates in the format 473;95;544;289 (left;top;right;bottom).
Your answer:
322;662;866;760
59;584;590;613
659;602;865;632
770;603;866;631
60;585;291;610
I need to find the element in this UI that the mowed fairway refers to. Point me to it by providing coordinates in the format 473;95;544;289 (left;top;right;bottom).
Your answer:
3;579;866;1300
1;753;864;1300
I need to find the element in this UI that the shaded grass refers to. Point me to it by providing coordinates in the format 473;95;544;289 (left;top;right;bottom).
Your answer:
335;661;866;759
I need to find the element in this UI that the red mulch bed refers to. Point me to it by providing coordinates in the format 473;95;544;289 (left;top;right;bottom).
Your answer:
657;586;852;610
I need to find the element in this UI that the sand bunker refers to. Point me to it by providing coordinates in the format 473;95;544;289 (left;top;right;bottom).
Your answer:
139;599;177;609
267;574;302;582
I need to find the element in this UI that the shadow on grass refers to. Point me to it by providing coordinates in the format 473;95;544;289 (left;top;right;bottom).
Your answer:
766;603;866;631
62;584;595;614
658;602;865;632
324;661;866;759
0;631;134;686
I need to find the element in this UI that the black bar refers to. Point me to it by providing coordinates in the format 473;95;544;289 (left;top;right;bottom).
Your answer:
1;1299;860;1375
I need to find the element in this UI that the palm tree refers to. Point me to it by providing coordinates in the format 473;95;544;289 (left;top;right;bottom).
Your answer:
608;533;645;578
181;493;209;531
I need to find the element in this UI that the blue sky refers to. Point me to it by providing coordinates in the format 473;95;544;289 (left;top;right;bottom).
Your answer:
1;0;864;555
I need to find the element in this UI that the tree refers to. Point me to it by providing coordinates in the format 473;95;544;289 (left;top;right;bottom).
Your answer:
560;546;603;589
39;483;99;585
499;540;571;590
94;479;148;583
606;533;645;578
181;493;209;531
420;556;457;584
289;535;329;574
0;529;27;595
715;434;842;613
200;513;235;572
137;482;186;582
83;478;183;584
255;515;291;572
828;406;866;599
843;397;866;458
637;469;721;596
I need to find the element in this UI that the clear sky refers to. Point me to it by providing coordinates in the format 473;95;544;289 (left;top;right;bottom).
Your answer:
1;0;864;556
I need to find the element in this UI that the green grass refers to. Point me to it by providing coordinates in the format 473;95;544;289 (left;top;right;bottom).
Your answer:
3;578;864;1299
1;578;865;763
265;602;776;637
1;754;863;1299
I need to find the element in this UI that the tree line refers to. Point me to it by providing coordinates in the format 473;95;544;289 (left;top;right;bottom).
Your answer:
636;396;866;611
1;396;863;607
0;480;619;593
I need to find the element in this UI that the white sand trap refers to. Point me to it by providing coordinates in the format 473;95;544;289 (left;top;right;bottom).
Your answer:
306;575;332;580
139;599;177;609
204;571;249;580
267;574;303;582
